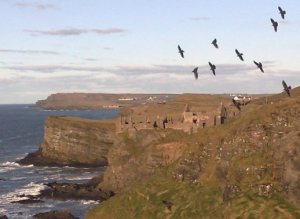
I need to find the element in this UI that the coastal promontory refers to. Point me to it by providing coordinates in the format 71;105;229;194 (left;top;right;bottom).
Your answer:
18;116;115;167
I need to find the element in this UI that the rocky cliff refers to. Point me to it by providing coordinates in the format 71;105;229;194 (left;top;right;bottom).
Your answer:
99;129;188;192
18;116;115;167
86;88;300;218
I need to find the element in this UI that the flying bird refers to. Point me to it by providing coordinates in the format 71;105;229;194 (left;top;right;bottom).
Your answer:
232;99;241;111
271;18;278;32
254;61;264;73
282;80;291;96
211;38;219;49
209;62;216;76
178;45;184;58
278;6;286;19
235;49;244;61
192;67;198;80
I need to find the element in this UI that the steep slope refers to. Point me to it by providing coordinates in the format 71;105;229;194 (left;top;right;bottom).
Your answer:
19;116;115;167
86;90;300;218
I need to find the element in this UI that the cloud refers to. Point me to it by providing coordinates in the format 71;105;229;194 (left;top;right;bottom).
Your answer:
103;47;113;50
2;63;275;76
91;28;125;35
3;65;107;73
1;62;299;103
15;2;55;10
24;28;125;36
24;28;89;36
0;49;60;55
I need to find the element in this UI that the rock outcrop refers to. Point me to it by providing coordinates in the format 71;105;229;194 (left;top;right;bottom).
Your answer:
39;181;114;201
33;210;78;219
99;129;188;192
18;116;115;167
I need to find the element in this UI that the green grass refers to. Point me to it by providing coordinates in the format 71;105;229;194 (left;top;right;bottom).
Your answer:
86;168;300;219
48;116;116;131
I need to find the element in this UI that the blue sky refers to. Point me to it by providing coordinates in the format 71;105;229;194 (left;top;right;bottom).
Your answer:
0;0;299;103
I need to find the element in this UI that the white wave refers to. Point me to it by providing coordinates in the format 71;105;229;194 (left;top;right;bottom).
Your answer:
25;170;35;174
1;161;20;167
16;154;28;160
0;182;45;204
41;204;54;208
63;166;76;169
10;177;27;181
0;166;20;173
0;161;33;169
81;200;99;205
64;176;92;181
24;164;34;168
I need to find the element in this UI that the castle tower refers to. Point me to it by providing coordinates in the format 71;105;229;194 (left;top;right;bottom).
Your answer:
184;104;191;112
220;103;227;124
182;104;194;123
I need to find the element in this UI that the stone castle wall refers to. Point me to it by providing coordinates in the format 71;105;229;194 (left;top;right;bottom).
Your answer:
116;111;222;134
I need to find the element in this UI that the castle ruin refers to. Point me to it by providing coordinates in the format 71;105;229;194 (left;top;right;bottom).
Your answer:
116;103;228;134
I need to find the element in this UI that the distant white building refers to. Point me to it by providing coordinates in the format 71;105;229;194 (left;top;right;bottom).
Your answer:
118;98;134;101
233;95;252;105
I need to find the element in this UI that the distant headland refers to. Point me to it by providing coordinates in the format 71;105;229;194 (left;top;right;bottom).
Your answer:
36;93;178;110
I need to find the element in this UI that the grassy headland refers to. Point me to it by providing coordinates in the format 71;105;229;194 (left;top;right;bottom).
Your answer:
86;88;300;218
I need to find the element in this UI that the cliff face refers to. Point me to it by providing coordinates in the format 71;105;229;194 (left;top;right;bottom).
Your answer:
99;129;188;192
86;89;300;219
19;116;115;167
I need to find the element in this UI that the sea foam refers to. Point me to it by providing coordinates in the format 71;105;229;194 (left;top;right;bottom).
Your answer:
0;182;45;204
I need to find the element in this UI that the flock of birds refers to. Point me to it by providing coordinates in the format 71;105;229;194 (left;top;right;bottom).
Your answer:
177;6;292;110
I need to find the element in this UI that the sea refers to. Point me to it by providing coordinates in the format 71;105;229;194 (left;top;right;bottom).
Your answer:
0;104;118;219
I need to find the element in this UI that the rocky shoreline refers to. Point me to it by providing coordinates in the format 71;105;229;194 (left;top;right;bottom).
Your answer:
17;149;108;168
12;178;114;218
10;115;117;218
33;210;78;219
39;181;114;201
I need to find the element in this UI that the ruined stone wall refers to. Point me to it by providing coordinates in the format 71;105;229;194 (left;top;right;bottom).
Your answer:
116;107;228;134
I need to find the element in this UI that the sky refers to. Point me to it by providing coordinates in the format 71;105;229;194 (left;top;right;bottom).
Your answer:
0;0;299;103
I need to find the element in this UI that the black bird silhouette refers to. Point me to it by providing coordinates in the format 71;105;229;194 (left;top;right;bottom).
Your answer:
178;45;184;58
232;99;241;111
278;6;286;19
162;200;173;211
211;38;218;49
282;80;291;96
192;67;198;80
253;61;264;73
235;49;244;61
271;18;278;32
209;62;216;76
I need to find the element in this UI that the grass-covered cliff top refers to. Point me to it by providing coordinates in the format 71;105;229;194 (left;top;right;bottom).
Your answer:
36;93;177;110
86;87;300;218
47;116;115;132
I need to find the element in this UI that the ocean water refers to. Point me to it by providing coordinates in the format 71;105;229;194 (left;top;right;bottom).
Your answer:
0;105;118;218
